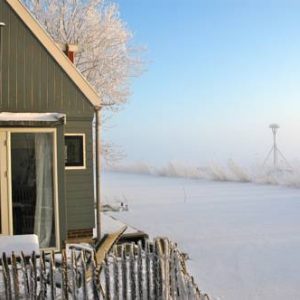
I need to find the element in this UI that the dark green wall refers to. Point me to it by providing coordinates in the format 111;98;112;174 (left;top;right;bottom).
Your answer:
0;0;96;242
0;1;94;117
65;119;95;231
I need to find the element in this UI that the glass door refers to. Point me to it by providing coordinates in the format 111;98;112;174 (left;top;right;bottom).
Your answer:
10;131;57;248
0;128;59;249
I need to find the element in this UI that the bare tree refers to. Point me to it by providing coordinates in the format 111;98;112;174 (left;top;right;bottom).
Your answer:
22;0;144;110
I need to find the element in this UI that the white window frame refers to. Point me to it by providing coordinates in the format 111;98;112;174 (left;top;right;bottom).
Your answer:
0;128;60;251
65;133;86;170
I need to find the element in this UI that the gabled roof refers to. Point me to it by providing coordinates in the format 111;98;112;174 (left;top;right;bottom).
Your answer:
6;0;101;109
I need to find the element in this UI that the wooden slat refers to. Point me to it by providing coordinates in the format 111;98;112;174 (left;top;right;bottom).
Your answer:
11;252;19;299
80;251;88;300
49;251;56;300
2;252;12;300
30;251;37;300
20;251;30;298
95;226;127;272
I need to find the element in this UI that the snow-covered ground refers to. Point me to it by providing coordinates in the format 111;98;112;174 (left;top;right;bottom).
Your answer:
102;171;300;300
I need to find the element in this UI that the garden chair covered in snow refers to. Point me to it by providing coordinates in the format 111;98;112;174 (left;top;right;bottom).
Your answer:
0;228;127;298
67;225;128;275
0;234;39;257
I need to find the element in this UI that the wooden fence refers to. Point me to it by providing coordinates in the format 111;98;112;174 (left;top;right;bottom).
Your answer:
0;238;210;299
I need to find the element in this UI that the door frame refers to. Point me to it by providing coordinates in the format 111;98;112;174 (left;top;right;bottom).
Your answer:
0;128;60;250
0;131;9;235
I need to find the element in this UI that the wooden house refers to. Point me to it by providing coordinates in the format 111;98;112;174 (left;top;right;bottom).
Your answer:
0;0;102;250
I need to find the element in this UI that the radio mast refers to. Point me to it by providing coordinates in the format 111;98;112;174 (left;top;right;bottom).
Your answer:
263;124;291;170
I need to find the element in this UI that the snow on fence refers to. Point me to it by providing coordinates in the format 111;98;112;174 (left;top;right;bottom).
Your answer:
0;238;210;299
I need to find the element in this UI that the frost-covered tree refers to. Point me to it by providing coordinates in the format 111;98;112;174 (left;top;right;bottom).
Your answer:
22;0;143;110
22;0;144;163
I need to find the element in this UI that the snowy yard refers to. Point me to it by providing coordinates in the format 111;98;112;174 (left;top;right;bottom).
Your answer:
102;171;300;300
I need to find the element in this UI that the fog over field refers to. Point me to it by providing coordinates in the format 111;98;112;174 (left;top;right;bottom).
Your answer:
108;160;300;188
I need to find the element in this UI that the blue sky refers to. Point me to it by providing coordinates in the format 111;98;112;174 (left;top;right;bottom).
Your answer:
106;0;300;166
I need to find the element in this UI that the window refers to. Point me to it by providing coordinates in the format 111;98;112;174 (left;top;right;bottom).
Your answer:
65;134;86;169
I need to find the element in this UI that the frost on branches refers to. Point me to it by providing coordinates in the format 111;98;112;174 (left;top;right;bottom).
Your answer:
22;0;143;110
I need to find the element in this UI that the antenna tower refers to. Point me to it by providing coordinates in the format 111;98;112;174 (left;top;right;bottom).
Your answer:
263;124;291;169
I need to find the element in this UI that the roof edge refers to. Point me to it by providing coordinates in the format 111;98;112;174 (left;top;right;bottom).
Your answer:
6;0;101;108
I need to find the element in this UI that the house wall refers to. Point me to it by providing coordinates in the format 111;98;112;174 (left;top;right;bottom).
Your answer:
0;1;96;244
65;119;95;232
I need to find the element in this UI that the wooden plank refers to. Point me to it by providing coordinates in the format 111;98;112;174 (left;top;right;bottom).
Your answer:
70;250;77;299
125;255;131;299
30;252;38;300
9;6;17;111
20;252;30;298
104;256;111;300
84;226;127;283
16;17;25;111
115;257;123;300
146;241;155;300
11;252;19;299
90;251;100;300
94;226;127;271
2;252;12;300
61;250;68;300
39;251;47;299
138;240;148;300
49;251;56;300
80;251;88;300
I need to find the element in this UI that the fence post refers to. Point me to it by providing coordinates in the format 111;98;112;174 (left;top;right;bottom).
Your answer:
153;239;162;299
11;252;19;299
29;251;37;300
61;250;69;300
2;252;12;300
146;241;155;300
40;251;47;299
70;250;77;300
169;245;177;300
80;250;88;300
125;253;132;299
20;251;30;298
91;250;100;300
49;251;56;300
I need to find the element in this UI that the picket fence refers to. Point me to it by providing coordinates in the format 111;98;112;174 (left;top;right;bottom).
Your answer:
0;238;210;299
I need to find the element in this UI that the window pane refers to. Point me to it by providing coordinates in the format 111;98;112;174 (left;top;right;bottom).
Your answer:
65;135;84;167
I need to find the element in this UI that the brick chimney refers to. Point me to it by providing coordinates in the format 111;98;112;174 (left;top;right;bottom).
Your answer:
57;43;78;63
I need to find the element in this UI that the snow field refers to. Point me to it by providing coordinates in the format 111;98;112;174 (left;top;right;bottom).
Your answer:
102;171;300;300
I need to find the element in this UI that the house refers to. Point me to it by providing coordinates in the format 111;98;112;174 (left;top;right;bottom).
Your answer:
0;0;102;250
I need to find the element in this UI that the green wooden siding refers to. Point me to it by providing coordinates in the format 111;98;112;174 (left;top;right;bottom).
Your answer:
65;120;95;230
0;1;94;117
0;1;96;240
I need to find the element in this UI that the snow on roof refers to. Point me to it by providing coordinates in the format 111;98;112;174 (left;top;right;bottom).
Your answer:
101;213;142;236
0;112;66;123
